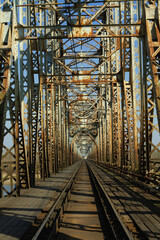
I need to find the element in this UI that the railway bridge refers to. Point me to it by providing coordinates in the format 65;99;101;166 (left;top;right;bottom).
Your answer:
0;0;160;239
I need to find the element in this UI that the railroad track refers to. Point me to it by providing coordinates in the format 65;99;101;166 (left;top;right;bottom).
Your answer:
22;160;160;240
87;161;143;240
87;160;160;240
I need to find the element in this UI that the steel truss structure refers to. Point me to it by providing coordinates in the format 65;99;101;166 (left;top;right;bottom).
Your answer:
0;0;160;197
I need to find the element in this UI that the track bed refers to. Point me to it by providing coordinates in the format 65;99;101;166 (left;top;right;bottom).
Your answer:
55;161;104;240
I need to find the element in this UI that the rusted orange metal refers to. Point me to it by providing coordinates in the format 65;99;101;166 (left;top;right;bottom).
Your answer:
73;70;91;84
0;50;11;102
68;17;94;38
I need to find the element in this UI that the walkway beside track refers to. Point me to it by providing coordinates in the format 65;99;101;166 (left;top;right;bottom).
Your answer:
55;161;104;240
0;161;82;240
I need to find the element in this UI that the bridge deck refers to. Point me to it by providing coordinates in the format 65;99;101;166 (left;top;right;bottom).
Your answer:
0;162;80;240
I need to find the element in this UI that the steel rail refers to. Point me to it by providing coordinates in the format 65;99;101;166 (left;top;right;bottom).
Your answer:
86;160;135;240
32;161;83;240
